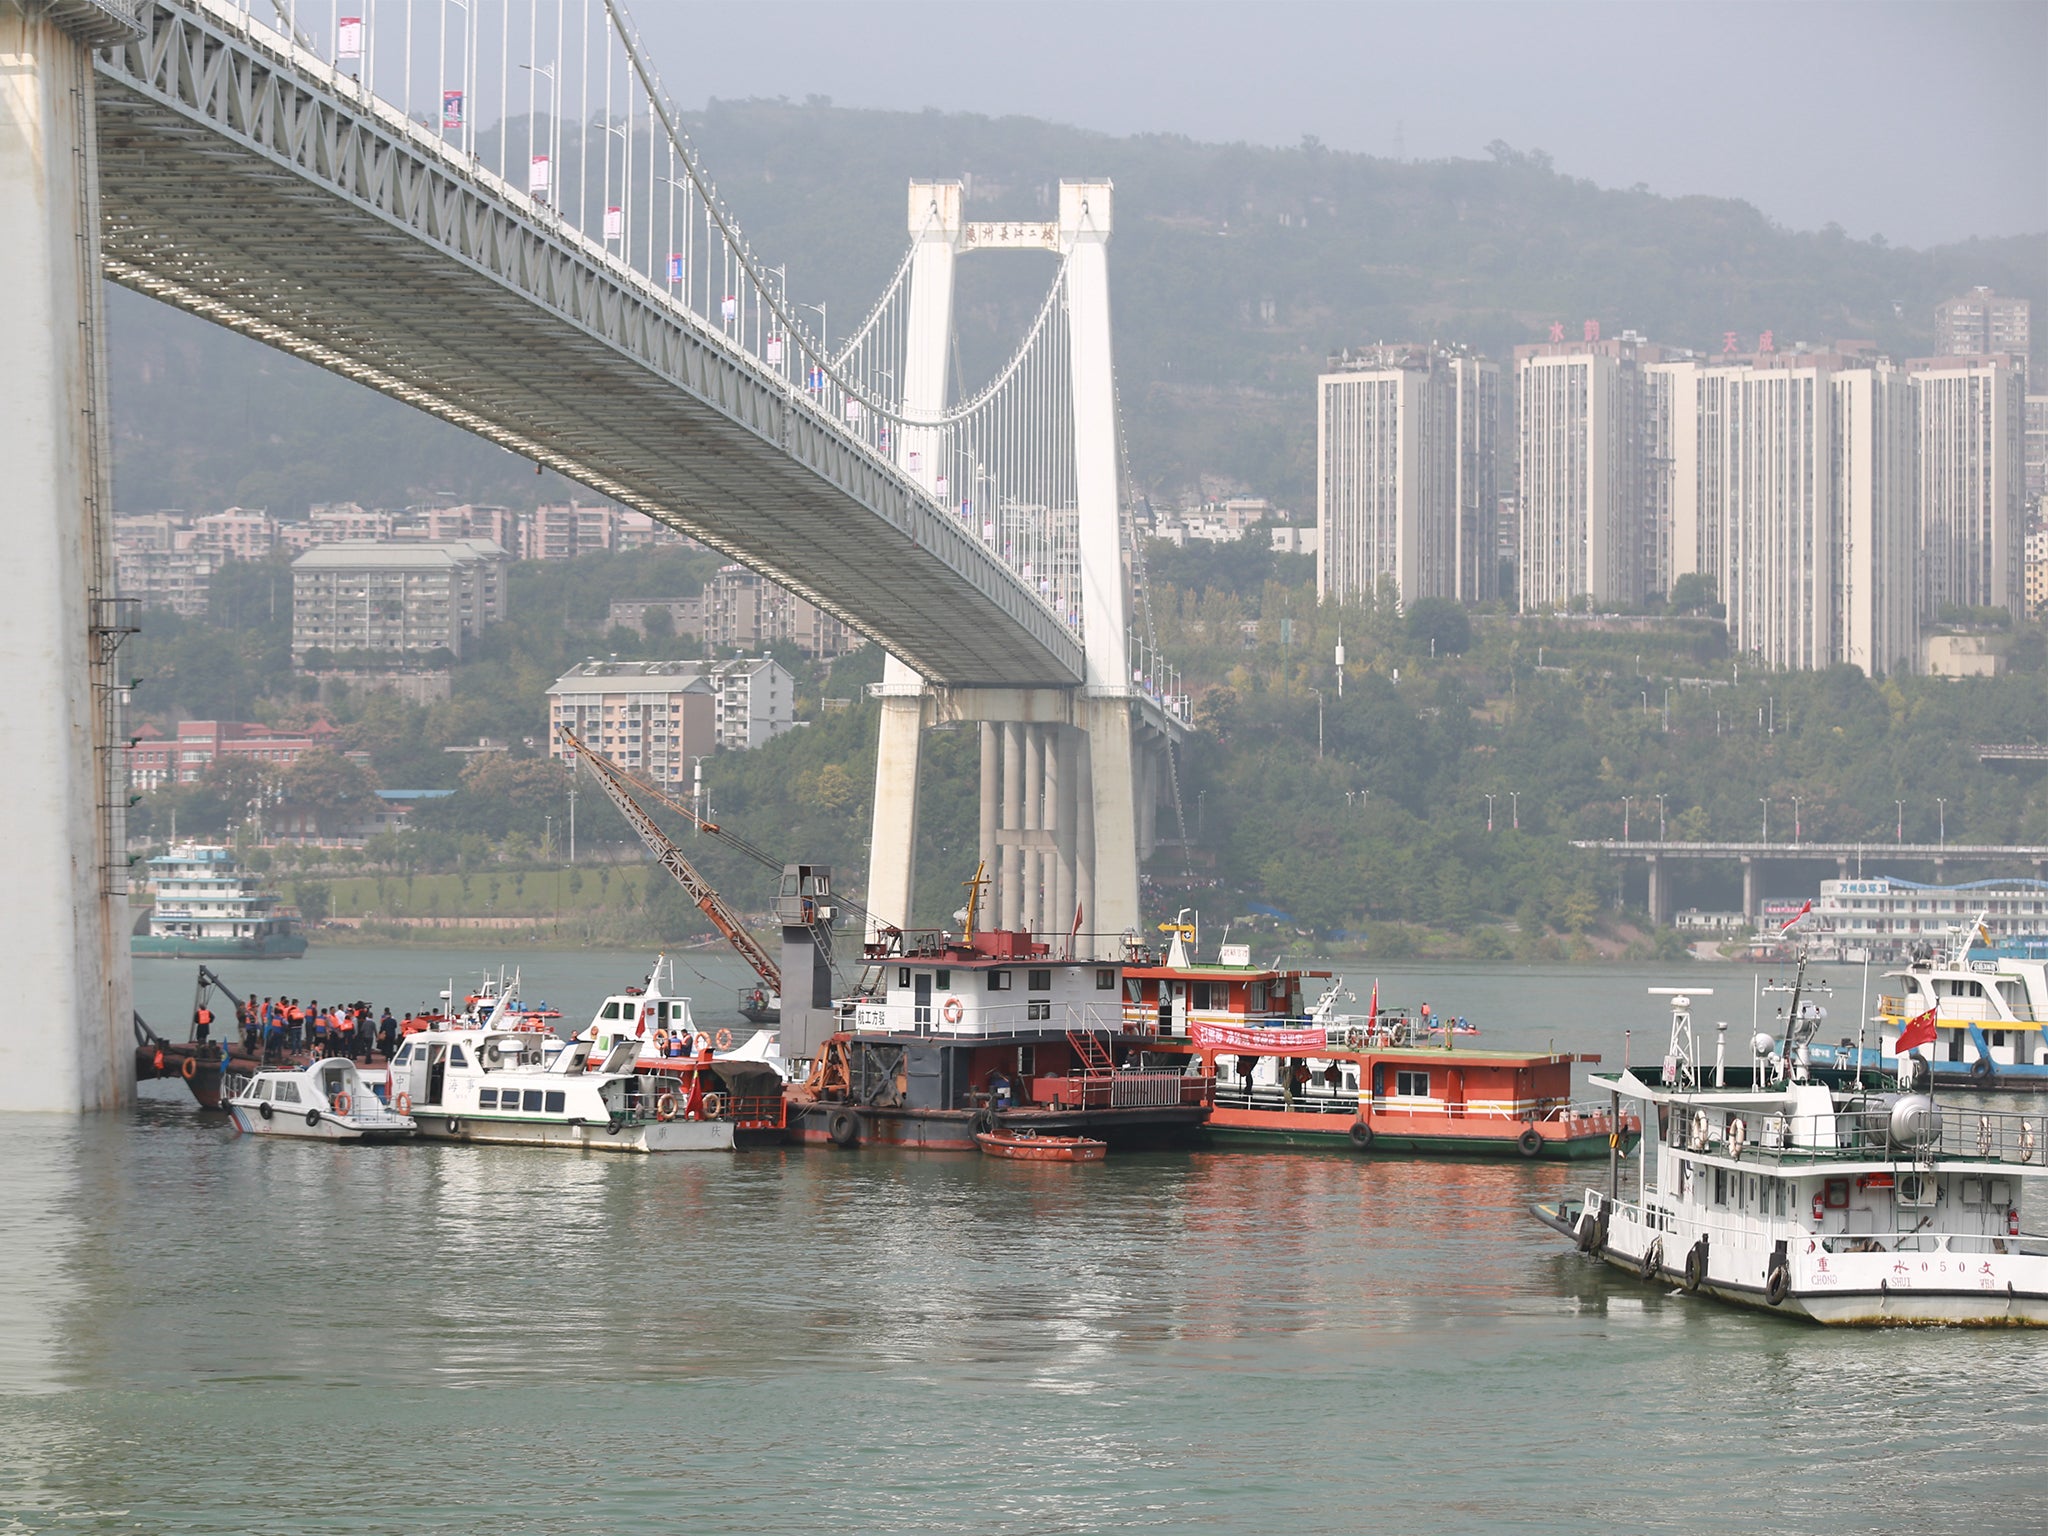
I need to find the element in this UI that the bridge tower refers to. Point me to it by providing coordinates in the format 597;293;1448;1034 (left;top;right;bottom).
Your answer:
0;0;143;1110
866;181;1152;956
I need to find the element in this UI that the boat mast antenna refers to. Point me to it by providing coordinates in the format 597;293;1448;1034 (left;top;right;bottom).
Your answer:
962;860;990;944
1649;987;1709;1091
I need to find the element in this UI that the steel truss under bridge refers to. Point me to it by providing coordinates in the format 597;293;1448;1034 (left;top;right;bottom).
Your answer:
87;0;1084;686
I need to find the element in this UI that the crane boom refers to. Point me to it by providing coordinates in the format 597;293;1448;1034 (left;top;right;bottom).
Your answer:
556;729;780;992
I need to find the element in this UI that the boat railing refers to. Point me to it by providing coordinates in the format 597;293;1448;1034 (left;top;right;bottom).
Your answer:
842;1000;1129;1040
1211;1084;1357;1115
1686;1105;2048;1167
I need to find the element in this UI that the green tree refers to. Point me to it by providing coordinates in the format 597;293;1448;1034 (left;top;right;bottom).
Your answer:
281;750;377;835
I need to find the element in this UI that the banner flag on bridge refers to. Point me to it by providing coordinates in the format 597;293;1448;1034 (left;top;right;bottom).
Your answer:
603;206;623;241
668;253;685;284
528;157;550;199
441;91;464;130
338;16;362;63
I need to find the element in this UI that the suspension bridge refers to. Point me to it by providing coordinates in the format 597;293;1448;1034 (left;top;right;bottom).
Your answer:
0;0;1189;1107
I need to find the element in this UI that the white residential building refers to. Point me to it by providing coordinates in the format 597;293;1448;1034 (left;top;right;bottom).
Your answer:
1832;362;1919;676
546;661;716;790
290;540;511;661
1907;355;2027;619
1514;338;1646;611
1318;344;1497;606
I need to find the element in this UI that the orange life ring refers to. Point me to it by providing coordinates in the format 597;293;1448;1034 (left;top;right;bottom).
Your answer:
655;1092;679;1122
714;1028;733;1050
701;1092;725;1120
180;1055;197;1080
395;1092;413;1115
331;1091;351;1116
653;1028;671;1051
693;1032;713;1055
942;996;965;1026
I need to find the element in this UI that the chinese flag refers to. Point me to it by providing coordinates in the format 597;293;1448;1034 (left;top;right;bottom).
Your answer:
1894;1007;1938;1054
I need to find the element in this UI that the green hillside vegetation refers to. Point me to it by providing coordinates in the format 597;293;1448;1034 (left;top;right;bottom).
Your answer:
132;534;2048;959
107;102;2045;514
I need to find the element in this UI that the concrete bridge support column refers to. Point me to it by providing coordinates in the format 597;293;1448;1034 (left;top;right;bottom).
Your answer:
1051;727;1077;939
1741;857;1758;924
0;0;136;1112
1000;722;1024;931
1022;724;1045;933
866;667;926;936
1085;699;1141;938
1074;728;1097;933
1646;854;1666;928
977;722;998;898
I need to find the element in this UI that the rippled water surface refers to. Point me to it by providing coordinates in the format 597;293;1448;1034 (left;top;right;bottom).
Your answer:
1;954;2040;1533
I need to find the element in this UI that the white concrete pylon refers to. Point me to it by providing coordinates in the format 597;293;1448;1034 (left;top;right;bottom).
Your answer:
0;0;136;1111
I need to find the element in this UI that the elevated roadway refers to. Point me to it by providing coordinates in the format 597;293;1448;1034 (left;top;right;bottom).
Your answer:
89;0;1083;687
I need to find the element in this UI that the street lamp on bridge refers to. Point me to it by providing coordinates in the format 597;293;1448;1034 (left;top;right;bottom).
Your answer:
1484;793;1496;833
1758;798;1768;842
1622;796;1633;845
1656;794;1667;840
1937;797;1948;848
1792;797;1802;843
1896;800;1904;844
1509;791;1520;830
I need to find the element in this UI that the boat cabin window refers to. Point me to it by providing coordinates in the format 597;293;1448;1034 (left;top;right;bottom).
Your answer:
601;1002;621;1020
448;1046;470;1067
251;1080;272;1100
1712;1168;1728;1206
899;968;912;987
1096;969;1116;991
1394;1070;1430;1098
1936;978;1985;999
620;1002;636;1020
1028;969;1051;991
275;1081;300;1104
520;1090;543;1112
1027;1000;1052;1021
1017;1045;1036;1075
1190;983;1216;1010
391;1044;413;1065
987;971;1012;992
480;1089;498;1107
545;1091;565;1113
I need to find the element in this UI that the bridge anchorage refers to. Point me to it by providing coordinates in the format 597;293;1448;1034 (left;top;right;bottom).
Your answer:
0;0;1187;1101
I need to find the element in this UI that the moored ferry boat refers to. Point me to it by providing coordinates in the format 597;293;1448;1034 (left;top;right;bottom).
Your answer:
1121;935;1625;1158
385;1023;732;1152
785;925;1212;1150
132;843;306;960
1532;987;2048;1326
226;1058;416;1141
1871;916;2048;1089
577;957;788;1142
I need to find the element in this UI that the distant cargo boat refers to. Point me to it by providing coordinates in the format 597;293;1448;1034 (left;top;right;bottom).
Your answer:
131;843;308;960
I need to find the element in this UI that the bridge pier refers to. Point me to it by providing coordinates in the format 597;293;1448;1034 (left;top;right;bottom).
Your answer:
1741;857;1758;923
0;0;141;1111
1646;854;1667;928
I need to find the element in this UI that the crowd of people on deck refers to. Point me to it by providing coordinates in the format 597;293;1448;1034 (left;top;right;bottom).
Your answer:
218;997;402;1064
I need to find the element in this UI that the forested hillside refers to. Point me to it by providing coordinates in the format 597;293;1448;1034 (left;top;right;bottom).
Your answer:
106;100;2046;513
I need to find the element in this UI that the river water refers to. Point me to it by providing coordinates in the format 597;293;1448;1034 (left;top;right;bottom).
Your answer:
2;951;2042;1533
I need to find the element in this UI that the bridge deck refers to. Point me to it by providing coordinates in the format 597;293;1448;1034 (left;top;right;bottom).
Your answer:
91;0;1083;687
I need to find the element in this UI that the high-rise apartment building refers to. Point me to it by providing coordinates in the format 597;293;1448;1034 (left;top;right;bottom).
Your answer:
290;540;511;660
1317;344;1497;606
1907;355;2026;618
1832;362;1919;676
2025;394;2048;502
1695;358;1836;669
1513;337;1648;611
1936;289;2030;364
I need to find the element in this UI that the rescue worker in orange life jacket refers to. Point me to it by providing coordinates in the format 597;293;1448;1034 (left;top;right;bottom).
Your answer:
193;1003;214;1046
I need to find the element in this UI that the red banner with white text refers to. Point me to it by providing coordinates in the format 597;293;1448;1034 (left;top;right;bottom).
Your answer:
1190;1021;1329;1053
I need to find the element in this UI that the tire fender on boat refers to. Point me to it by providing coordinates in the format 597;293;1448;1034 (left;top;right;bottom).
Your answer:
826;1108;862;1147
258;1101;273;1122
1971;1056;1996;1087
1516;1127;1544;1158
1639;1240;1661;1279
304;1109;321;1129
1764;1265;1790;1306
1348;1119;1374;1150
1592;1208;1610;1254
1683;1239;1708;1292
1576;1206;1599;1253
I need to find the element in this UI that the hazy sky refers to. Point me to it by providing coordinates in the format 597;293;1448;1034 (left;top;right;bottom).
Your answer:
637;0;2045;249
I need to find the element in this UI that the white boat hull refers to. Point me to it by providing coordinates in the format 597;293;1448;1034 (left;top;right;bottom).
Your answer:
227;1105;414;1142
410;1113;734;1153
1578;1200;2048;1327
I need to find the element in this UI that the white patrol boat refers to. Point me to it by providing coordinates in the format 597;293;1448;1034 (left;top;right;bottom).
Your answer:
1533;986;2048;1326
226;1058;416;1141
384;1021;732;1153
